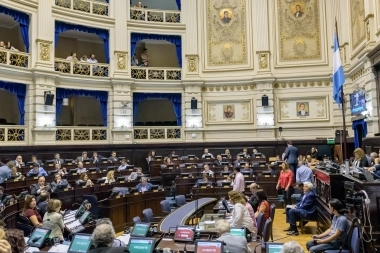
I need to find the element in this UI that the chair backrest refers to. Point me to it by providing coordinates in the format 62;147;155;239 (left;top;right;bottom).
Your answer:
160;200;171;215
256;212;264;236
262;217;272;242
133;216;141;224
175;195;186;206
142;208;154;222
17;222;33;237
269;204;275;221
18;213;32;226
350;227;360;253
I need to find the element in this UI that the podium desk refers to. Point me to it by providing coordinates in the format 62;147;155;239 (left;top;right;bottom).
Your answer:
192;187;216;198
125;193;145;227
161;168;181;187
255;175;278;198
144;190;166;216
51;188;75;210
1;200;23;229
1;179;26;195
74;186;95;203
98;195;128;232
174;177;197;196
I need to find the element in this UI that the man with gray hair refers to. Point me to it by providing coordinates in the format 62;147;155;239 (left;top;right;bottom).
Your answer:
88;224;127;253
96;219;125;247
280;241;305;253
215;219;251;253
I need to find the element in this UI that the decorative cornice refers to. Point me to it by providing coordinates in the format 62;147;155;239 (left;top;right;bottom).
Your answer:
114;51;128;54
256;50;270;54
36;39;52;44
273;80;330;88
202;84;256;92
185;54;199;57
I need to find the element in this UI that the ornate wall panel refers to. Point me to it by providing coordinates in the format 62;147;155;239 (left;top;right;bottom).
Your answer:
204;99;253;125
205;0;249;68
276;96;329;123
275;0;326;66
350;0;366;51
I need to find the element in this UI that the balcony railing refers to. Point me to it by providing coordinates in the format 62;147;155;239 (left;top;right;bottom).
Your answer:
0;126;26;142
0;49;30;68
55;0;109;16
130;7;180;23
134;127;181;140
56;127;107;142
54;58;109;77
131;67;181;80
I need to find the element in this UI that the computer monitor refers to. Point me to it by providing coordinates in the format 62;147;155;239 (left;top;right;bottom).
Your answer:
64;159;73;164
17;190;28;199
198;181;209;187
77;180;87;187
239;162;247;167
242;171;251;176
57;181;68;190
2;195;13;205
221;181;231;187
220;162;229;166
129;187;138;194
28;172;39;177
45;160;54;165
118;157;126;160
27;227;51;248
220;154;227;158
181;173;190;177
48;170;58;176
258;161;266;165
188;155;195;159
130;222;151;237
79;211;91;224
221;171;231;176
150;185;159;191
254;153;262;157
262;171;272;176
245;181;255;186
204;155;212;159
171;155;179;160
68;169;78;174
230;227;245;237
194;240;223;253
67;233;92;253
101;158;108;162
27;162;35;166
222;199;231;213
83;159;90;164
174;226;195;242
107;166;116;171
266;243;284;253
88;167;98;173
154;156;162;160
116;176;126;182
127;237;155;253
75;199;89;217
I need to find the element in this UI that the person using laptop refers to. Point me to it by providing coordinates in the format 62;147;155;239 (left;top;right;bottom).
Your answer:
88;224;126;253
215;219;251;253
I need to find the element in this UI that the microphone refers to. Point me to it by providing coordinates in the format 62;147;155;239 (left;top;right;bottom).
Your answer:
184;242;187;253
32;236;41;243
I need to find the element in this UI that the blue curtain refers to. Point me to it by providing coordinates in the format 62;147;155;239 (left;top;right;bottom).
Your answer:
133;93;182;126
55;21;109;63
56;88;108;126
0;6;30;52
352;119;368;148
0;81;26;125
131;33;182;67
175;0;181;10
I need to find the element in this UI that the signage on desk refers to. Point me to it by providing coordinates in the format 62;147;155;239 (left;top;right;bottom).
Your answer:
49;164;53;166
129;169;133;171
64;188;68;191
101;183;105;186
120;181;125;183
153;190;158;192
82;186;87;188
33;177;38;179
223;186;230;188
183;177;188;179
91;171;96;174
73;173;77;176
67;163;72;165
134;192;139;195
85;162;90;164
103;161;107;163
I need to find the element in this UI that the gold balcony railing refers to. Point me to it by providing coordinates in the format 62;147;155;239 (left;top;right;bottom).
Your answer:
55;0;109;16
130;7;180;23
56;127;107;141
131;67;181;80
0;49;30;68
134;127;182;140
54;58;109;77
0;126;26;142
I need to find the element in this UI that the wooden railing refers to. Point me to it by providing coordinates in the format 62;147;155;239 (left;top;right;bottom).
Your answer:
0;49;30;68
0;126;26;142
55;0;109;16
131;67;181;80
56;127;107;142
54;58;109;77
130;7;180;23
133;127;182;140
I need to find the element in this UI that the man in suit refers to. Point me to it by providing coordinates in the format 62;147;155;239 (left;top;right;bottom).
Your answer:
284;182;316;235
127;167;145;180
221;11;231;24
14;155;24;168
53;153;64;165
215;219;251;253
91;151;102;164
233;155;243;167
30;176;51;196
284;140;299;180
214;155;225;167
88;224;128;253
76;162;87;174
50;173;71;192
37;190;50;217
294;4;304;18
195;174;212;187
30;155;43;167
76;151;88;163
108;151;118;162
136;177;152;193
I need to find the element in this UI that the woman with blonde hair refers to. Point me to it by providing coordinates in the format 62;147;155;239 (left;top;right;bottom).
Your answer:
227;190;255;232
43;199;64;241
224;149;232;159
353;148;369;167
105;170;115;184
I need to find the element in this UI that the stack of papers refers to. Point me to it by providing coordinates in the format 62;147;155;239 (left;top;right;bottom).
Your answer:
48;244;69;252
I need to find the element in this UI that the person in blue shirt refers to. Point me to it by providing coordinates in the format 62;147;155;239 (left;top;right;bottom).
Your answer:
136;177;152;192
296;160;314;183
0;162;12;184
27;163;48;177
194;174;212;187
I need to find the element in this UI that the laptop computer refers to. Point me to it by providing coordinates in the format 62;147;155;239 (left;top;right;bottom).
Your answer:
266;242;284;253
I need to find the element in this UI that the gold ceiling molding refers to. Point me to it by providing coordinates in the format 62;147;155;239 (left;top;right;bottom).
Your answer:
350;67;365;81
202;83;256;92
273;81;330;88
36;39;52;44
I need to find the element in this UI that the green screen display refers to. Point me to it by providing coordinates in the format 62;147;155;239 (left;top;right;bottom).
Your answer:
28;228;49;247
68;235;92;253
131;223;150;237
267;244;283;253
230;228;245;236
128;239;154;253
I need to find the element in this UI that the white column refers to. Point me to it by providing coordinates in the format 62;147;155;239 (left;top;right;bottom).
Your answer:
113;0;130;78
183;81;204;142
253;0;270;73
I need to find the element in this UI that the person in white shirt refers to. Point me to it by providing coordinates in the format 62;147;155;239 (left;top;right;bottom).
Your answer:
233;167;245;192
87;54;98;64
66;52;78;61
202;148;214;159
104;170;115;184
80;55;88;62
14;155;24;168
128;168;145;180
131;54;139;66
201;164;214;176
140;48;149;66
76;162;87;174
227;190;255;232
118;159;128;171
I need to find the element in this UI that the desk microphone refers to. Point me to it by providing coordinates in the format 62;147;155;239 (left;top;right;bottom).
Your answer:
184;242;188;253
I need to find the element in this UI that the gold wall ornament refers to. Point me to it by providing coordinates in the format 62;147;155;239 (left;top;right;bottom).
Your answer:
273;83;279;88
7;128;25;141
243;85;248;90
350;0;366;50
277;0;322;61
92;129;107;140
229;86;235;91
258;54;268;69
134;129;148;139
317;81;322;86
40;43;50;62
351;67;365;81
236;85;241;91
295;82;300;87
202;86;207;92
222;86;227;91
310;81;315;87
209;86;214;91
288;82;294;88
216;86;220;91
250;84;255;90
116;53;126;70
273;81;329;88
188;57;197;72
324;81;330;86
302;82;308;87
366;20;370;41
281;83;286;88
167;128;181;139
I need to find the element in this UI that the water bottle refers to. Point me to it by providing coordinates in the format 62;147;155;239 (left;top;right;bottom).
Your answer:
345;160;350;175
251;231;257;242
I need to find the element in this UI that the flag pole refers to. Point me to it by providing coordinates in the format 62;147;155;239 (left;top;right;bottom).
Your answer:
335;18;347;161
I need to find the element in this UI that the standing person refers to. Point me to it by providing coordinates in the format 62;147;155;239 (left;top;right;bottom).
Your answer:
284;141;298;180
227;191;254;232
306;199;349;252
276;162;294;213
140;48;149;66
43;199;65;241
232;167;245;193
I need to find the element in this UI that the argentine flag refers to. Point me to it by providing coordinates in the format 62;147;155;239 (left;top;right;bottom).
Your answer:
333;33;345;105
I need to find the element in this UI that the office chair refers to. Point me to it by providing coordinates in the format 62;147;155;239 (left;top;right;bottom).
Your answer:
160;200;171;216
175;195;186;207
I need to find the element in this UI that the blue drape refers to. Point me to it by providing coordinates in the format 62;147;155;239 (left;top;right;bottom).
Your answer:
133;93;182;126
175;0;181;10
0;81;26;125
55;21;109;63
352;119;367;148
131;33;182;67
56;88;108;126
0;6;30;52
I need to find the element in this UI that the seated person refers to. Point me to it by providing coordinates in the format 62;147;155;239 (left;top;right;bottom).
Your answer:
55;163;67;176
367;157;380;178
76;162;87;174
136;177;152;192
224;149;232;159
307;146;319;160
5;229;26;253
50;174;71;192
195;174;212;187
108;151;118;162
23;195;42;226
216;175;232;186
104;170;116;184
284;182;316;236
241;163;253;177
271;155;282;165
30;176;51;196
96;218;126;247
78;173;94;187
9;164;24;180
306;199;349;252
201;164;214;176
27;163;47;177
233;155;243;167
117;159;128;171
88;224;125;253
53;153;64;165
215;219;251;253
254;190;270;221
43;199;65;242
0;162;12;184
220;165;232;175
76;151;88;163
91;151;103;164
128;167;144;180
0;186;6;202
147;150;156;162
248;183;260;212
14;155;24;168
30;155;43;166
241;148;250;158
252;148;265;158
37;191;50;217
202;148;214;159
214;154;226;167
